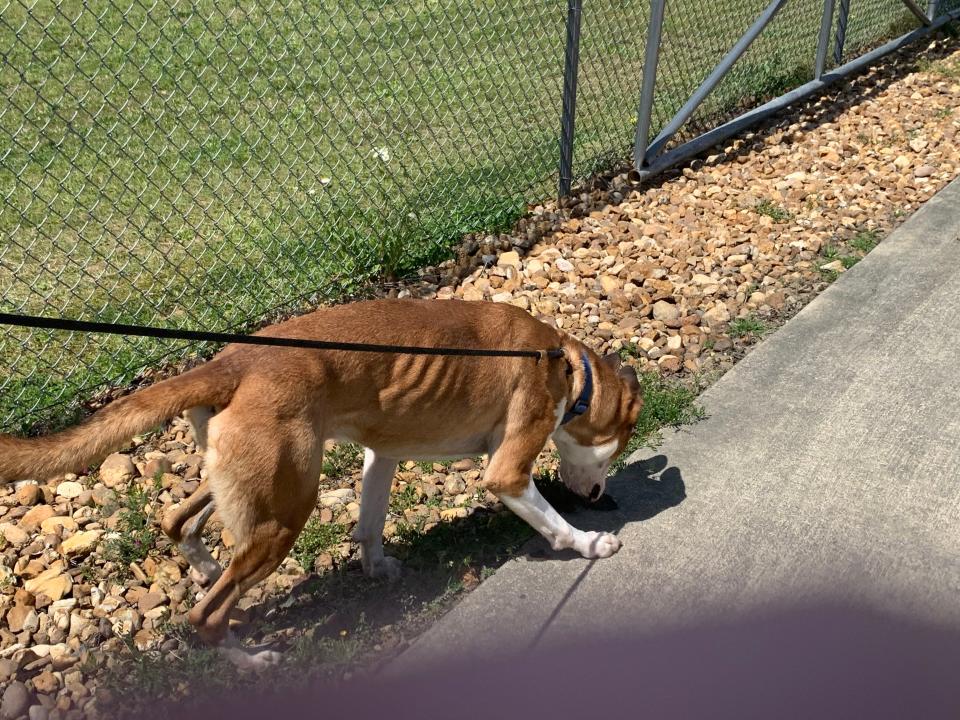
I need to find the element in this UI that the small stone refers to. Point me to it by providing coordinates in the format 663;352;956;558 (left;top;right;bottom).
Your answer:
555;258;574;273
450;458;476;472
2;681;31;720
90;487;117;508
319;488;355;507
702;304;731;327
99;453;135;488
652;300;680;322
19;505;55;532
28;705;48;720
657;355;682;372
138;593;165;614
497;251;521;268
6;605;38;634
141;457;172;479
154;560;182;587
24;568;71;603
16;484;42;507
31;670;59;695
221;528;235;547
913;165;935;178
819;259;845;273
1;523;30;546
55;482;84;499
60;530;103;558
39;517;78;535
598;275;620;296
443;475;467;495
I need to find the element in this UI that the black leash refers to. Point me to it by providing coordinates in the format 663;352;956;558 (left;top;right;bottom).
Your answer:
0;312;566;362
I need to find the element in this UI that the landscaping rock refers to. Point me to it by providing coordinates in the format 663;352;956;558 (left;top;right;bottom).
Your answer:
98;454;135;488
1;681;30;720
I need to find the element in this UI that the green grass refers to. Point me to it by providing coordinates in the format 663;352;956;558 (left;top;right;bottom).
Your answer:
612;370;705;472
729;314;769;339
321;443;363;480
755;199;794;222
0;0;917;431
821;227;883;277
291;517;348;573
849;229;880;254
104;482;160;571
388;484;420;516
917;54;960;78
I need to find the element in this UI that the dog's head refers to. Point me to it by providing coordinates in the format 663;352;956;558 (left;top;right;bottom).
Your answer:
552;351;642;502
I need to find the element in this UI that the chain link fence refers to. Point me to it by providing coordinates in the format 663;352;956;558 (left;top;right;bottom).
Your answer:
1;0;954;432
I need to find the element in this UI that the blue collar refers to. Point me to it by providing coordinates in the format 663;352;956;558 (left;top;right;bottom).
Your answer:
561;350;593;425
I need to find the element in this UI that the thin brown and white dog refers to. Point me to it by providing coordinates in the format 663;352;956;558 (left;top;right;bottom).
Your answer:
0;299;642;667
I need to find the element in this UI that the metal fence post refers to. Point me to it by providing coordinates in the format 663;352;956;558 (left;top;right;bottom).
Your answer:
633;0;668;171
558;0;584;197
833;0;851;64
815;0;837;79
927;0;941;19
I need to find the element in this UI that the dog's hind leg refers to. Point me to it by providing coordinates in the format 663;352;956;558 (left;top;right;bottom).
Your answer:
353;448;400;580
188;406;321;669
160;483;222;588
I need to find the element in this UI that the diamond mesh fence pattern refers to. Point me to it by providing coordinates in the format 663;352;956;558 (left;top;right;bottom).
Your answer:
0;0;566;432
0;0;950;432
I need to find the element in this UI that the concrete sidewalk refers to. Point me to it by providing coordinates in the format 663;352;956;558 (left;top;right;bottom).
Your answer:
394;177;960;669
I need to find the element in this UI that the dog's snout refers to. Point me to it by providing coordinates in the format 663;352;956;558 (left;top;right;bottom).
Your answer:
589;483;602;501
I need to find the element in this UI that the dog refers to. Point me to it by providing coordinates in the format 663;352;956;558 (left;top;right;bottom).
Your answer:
1;299;642;667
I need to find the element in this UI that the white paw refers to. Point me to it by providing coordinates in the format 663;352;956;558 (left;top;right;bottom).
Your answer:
365;555;402;581
221;646;284;672
189;565;221;589
578;531;622;559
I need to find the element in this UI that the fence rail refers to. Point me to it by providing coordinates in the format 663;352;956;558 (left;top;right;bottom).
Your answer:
1;0;956;432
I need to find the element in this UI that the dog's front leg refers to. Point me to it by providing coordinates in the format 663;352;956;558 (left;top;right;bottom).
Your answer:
485;437;622;560
498;478;621;559
353;448;402;580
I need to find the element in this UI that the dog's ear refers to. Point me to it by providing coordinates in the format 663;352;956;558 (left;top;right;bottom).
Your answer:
600;352;621;370
618;364;641;394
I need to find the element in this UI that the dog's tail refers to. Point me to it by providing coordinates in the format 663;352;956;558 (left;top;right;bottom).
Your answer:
0;359;240;484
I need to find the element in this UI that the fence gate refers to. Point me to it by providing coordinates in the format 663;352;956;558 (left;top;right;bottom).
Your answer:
626;0;958;181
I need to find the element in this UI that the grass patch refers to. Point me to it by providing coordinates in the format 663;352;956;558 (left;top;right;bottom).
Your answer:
617;341;644;362
103;481;160;571
391;509;532;571
292;517;348;572
849;229;880;254
612;371;705;472
755;200;794;222
728;314;769;339
917;55;960;79
389;484;421;516
321;443;363;480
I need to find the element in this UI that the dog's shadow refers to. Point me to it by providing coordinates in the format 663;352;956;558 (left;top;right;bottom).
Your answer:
525;454;686;560
243;454;685;655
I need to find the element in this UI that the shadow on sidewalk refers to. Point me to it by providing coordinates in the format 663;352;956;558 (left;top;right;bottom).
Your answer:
527;453;686;560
